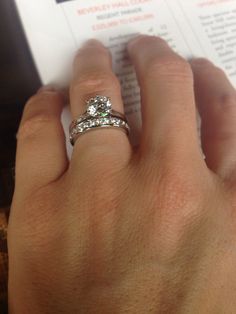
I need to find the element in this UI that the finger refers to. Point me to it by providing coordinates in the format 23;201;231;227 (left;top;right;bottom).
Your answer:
70;40;131;164
15;89;68;192
128;36;201;162
191;58;236;180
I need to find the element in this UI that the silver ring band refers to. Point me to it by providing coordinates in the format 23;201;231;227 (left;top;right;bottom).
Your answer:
69;95;130;146
69;110;126;132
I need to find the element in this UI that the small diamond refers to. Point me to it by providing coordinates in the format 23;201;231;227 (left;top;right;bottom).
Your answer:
114;119;120;126
101;118;107;125
90;120;96;127
76;127;83;133
87;105;97;116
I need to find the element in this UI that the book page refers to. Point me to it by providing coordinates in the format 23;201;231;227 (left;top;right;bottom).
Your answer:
15;0;194;146
173;0;236;86
59;0;194;138
16;0;236;154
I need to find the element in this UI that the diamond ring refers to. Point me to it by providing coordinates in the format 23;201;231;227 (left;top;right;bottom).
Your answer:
69;95;130;146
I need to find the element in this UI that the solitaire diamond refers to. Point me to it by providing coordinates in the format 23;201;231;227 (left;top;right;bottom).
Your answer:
87;95;112;117
69;95;129;146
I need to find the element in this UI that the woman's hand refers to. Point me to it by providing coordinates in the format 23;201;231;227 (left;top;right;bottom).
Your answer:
8;36;236;313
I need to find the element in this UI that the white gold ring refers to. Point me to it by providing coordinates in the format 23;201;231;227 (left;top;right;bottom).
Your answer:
69;95;130;146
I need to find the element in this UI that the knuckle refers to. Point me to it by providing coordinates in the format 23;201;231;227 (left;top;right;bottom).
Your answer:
18;92;62;140
72;71;121;97
75;43;111;62
160;169;202;210
198;62;231;86
23;94;43;114
146;55;193;82
25;92;60;111
132;35;166;49
17;113;52;140
219;92;236;111
141;154;207;216
192;59;225;77
151;169;208;259
145;161;208;224
192;58;213;68
210;64;227;77
204;92;236;142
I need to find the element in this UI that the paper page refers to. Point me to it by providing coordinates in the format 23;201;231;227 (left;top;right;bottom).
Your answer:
15;0;193;85
16;0;234;155
15;0;193;142
172;0;236;86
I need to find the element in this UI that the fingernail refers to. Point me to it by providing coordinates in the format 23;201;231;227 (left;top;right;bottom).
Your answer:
190;58;213;67
37;85;57;94
128;34;151;51
128;35;143;50
83;39;102;48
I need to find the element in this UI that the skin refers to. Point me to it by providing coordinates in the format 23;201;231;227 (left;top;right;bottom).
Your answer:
8;35;236;313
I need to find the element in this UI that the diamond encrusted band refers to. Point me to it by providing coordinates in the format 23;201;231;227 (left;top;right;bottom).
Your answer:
69;95;130;146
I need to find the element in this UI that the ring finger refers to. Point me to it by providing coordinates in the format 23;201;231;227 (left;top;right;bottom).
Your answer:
69;40;131;165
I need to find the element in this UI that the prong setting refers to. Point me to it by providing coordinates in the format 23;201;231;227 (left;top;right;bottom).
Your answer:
69;95;129;145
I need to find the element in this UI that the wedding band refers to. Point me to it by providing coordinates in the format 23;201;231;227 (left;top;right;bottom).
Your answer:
69;95;130;146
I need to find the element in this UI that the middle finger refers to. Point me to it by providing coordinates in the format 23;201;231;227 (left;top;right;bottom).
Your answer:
128;36;201;163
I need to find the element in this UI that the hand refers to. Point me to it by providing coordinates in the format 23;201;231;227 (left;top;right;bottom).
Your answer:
8;36;236;313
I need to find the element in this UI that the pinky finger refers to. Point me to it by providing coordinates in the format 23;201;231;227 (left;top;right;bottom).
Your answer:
15;89;68;193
